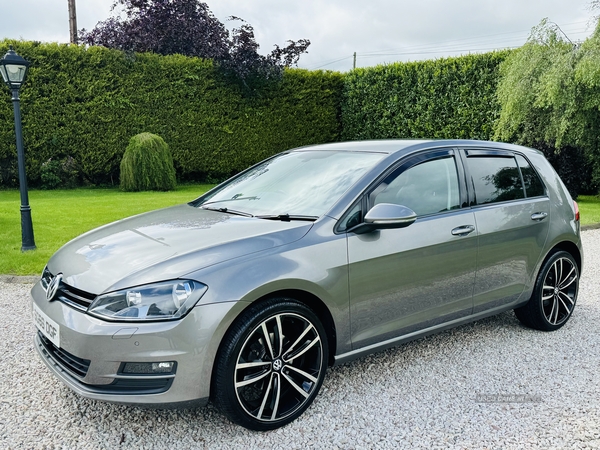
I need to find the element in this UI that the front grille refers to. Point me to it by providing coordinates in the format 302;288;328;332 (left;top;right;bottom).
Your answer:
38;331;91;378
42;268;96;312
91;377;173;395
57;284;95;311
41;267;52;290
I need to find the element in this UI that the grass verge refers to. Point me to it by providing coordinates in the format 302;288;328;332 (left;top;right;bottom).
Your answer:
0;184;214;276
577;195;600;226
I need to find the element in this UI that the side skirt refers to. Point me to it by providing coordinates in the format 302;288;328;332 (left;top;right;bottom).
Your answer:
333;301;528;366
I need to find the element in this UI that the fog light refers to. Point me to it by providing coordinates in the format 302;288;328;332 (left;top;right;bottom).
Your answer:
152;362;174;373
122;361;175;374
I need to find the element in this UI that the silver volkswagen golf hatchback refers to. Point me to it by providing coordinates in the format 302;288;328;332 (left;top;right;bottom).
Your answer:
31;140;582;430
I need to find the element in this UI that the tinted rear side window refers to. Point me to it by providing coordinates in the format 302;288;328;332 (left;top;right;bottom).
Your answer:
467;156;525;205
515;154;545;197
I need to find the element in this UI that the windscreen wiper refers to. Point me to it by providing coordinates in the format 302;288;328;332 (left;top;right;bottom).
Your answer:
255;214;318;222
201;196;258;206
201;206;254;217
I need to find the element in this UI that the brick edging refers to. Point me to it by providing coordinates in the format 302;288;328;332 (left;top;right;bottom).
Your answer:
581;223;600;231
0;275;39;284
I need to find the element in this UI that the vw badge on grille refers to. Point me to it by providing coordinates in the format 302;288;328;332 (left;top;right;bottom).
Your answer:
46;273;63;301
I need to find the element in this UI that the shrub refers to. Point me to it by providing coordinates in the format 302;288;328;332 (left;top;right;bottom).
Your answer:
120;132;176;191
40;156;81;189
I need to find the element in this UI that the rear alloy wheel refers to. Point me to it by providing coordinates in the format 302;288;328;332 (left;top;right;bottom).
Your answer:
515;250;579;331
213;299;328;430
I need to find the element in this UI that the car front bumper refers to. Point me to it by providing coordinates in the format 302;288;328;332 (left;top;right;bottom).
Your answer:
30;281;236;407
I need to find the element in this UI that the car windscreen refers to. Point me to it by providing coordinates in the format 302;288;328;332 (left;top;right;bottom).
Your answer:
196;151;385;218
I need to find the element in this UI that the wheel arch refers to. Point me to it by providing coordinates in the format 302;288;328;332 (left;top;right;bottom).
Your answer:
259;289;337;366
547;240;582;273
211;288;338;386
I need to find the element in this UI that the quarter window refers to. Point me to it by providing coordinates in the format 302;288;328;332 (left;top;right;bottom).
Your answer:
340;203;362;231
515;155;545;197
467;156;525;205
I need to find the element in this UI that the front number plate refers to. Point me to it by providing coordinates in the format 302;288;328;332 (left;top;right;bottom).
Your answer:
33;303;60;348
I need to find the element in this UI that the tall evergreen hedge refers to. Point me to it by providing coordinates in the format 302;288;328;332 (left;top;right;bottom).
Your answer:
0;41;343;188
341;52;510;141
7;41;592;192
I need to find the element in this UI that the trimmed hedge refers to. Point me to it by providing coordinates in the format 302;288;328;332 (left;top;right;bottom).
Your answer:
0;41;343;187
341;52;510;141
3;41;593;193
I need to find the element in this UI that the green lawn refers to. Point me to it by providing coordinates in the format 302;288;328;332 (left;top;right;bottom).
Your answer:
1;187;599;276
0;184;214;276
577;195;600;226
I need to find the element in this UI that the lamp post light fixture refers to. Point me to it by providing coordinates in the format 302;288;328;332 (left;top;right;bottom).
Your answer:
0;46;36;251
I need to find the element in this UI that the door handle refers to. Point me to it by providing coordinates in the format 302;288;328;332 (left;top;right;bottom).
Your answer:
531;212;548;221
451;225;475;236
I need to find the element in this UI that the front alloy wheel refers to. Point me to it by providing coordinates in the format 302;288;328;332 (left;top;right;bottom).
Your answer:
213;299;328;430
515;250;579;331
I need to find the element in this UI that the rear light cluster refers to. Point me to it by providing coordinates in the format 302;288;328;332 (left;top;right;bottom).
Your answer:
574;201;580;222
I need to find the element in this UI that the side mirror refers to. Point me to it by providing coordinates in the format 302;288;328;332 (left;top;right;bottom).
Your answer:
365;203;417;226
349;203;417;234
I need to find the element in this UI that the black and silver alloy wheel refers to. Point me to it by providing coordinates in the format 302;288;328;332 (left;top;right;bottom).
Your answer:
515;250;579;331
235;312;322;422
540;255;578;326
213;299;328;431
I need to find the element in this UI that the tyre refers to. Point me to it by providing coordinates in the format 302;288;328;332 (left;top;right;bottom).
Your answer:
212;298;329;430
515;250;579;331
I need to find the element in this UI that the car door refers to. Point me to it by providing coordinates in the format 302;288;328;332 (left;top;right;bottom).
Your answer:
461;149;550;313
345;149;478;350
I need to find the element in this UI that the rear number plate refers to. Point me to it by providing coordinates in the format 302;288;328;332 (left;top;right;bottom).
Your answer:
33;303;60;348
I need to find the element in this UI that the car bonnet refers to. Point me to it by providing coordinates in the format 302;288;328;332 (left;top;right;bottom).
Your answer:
47;204;313;295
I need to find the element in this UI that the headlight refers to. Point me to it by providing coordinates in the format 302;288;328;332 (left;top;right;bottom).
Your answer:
88;280;208;322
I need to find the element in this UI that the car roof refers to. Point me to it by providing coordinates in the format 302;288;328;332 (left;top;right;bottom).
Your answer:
290;139;542;156
291;140;431;153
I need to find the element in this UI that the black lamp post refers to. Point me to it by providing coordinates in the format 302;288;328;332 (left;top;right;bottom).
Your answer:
0;46;36;251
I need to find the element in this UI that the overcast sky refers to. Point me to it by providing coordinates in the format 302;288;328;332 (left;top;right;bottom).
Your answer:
1;0;596;72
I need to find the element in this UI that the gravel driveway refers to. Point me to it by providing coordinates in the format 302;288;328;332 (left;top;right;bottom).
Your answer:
2;230;600;449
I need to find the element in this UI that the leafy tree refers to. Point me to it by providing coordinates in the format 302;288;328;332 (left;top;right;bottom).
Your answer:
79;0;310;92
494;18;600;195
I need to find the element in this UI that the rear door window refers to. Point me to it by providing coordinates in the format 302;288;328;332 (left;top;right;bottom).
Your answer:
467;156;525;205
